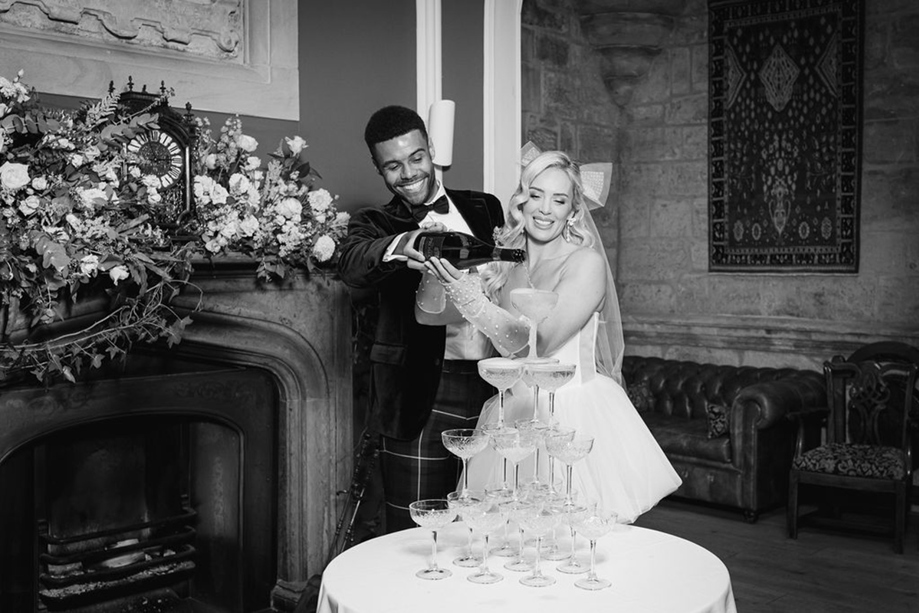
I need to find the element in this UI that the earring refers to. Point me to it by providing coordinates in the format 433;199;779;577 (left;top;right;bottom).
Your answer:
563;217;574;242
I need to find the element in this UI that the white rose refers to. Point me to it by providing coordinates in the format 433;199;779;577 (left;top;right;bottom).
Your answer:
239;214;260;237
236;134;259;153
31;176;48;191
276;197;302;219
205;153;218;169
108;265;130;285
18;194;40;216
0;162;30;191
334;211;351;227
78;187;107;208
245;155;261;171
308;188;333;214
228;173;251;195
211;183;229;205
311;235;336;262
285;135;308;156
80;254;100;276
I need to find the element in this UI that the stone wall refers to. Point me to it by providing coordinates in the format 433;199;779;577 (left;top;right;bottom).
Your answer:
521;0;624;270
524;0;919;371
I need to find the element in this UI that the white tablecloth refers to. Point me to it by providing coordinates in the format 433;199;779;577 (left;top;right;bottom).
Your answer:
317;522;737;613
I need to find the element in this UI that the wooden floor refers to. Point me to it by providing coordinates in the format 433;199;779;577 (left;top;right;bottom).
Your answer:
632;499;919;613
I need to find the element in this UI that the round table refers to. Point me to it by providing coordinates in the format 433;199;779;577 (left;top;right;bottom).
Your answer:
317;522;737;613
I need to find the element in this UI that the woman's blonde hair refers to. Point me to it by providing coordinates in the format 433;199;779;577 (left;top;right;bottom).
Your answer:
481;150;595;299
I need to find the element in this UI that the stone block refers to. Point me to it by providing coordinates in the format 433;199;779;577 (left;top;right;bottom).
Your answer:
690;197;708;238
650;199;693;238
543;70;578;119
536;34;569;68
521;0;569;34
664;162;707;197
682;125;707;161
619;193;651;239
890;13;919;69
860;168;919;232
691;44;708;92
522;65;543;114
623;126;679;162
581;12;674;47
560;121;577;153
577;125;615;162
863;119;917;163
878;277;919;326
630;104;665;124
631;54;671;106
598;47;660;78
665;93;708;125
860;231;911;276
619;162;668;198
689;239;708;272
619;282;676;314
671;46;691;95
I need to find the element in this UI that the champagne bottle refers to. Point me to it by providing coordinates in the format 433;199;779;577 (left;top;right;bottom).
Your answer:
415;231;526;269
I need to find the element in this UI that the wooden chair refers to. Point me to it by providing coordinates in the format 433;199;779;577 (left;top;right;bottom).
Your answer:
786;348;918;553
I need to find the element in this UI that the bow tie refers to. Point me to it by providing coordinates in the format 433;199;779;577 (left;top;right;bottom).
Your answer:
410;194;449;221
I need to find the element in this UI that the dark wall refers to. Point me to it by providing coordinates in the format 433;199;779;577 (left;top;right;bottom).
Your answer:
299;0;417;214
443;0;486;191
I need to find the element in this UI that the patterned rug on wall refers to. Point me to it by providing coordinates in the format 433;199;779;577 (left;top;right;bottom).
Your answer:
708;0;864;273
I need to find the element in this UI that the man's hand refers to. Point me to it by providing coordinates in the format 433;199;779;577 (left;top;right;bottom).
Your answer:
402;221;446;271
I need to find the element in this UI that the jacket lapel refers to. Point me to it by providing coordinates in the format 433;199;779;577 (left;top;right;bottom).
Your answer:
447;189;500;242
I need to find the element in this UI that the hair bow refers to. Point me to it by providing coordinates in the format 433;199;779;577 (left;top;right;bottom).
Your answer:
520;141;611;210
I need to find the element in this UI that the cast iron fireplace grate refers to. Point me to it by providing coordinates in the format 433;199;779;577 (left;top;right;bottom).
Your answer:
38;507;197;610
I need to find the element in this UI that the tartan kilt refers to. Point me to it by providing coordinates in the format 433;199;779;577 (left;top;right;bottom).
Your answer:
379;360;494;532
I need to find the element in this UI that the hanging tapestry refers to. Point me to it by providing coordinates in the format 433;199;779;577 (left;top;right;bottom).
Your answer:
708;0;863;272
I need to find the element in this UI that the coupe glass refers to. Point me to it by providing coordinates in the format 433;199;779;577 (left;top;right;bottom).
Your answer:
409;499;458;580
573;506;619;590
484;483;516;557
517;356;560;423
545;432;595;507
509;288;559;358
463;498;507;584
489;427;538;501
442;428;490;497
514;418;549;490
516;502;560;587
525;362;577;426
447;490;486;568
477;357;524;427
555;502;590;574
499;499;533;572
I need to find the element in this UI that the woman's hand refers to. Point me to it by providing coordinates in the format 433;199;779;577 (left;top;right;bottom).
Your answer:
423;256;465;285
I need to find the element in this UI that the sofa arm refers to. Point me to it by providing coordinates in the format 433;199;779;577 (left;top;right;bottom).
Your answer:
733;375;826;430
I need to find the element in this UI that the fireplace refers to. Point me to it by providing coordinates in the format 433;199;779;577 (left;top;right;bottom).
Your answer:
0;266;354;612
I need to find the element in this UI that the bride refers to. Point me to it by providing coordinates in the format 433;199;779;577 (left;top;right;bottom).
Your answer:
415;149;680;523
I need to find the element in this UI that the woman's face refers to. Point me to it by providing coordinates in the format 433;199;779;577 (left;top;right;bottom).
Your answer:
521;167;574;244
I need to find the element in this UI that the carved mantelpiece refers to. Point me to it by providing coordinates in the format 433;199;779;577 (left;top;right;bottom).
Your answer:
0;262;353;611
0;0;298;119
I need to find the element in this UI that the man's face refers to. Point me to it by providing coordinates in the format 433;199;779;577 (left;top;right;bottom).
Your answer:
371;129;438;207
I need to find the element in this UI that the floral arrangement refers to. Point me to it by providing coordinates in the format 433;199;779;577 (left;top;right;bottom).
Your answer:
0;71;348;384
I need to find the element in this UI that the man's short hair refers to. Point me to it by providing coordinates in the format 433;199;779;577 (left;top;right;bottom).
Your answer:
364;105;428;151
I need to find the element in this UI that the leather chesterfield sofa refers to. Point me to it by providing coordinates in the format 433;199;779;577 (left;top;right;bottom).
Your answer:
622;356;826;522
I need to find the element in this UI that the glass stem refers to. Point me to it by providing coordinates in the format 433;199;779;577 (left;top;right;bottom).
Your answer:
513;462;521;500
569;526;577;561
566;464;574;505
461;458;469;494
466;526;473;557
431;530;439;570
548;391;556;426
588;539;598;580
497;390;506;427
532;385;539;421
480;534;490;574
532;535;543;577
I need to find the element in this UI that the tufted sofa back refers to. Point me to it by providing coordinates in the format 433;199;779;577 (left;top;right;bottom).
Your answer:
622;356;824;420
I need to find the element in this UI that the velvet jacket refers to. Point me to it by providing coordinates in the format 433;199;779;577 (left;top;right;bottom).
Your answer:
336;189;505;440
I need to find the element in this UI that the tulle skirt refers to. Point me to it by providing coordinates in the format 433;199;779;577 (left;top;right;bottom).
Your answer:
466;374;681;524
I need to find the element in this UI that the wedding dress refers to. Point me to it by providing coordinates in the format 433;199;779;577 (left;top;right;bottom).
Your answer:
466;312;682;524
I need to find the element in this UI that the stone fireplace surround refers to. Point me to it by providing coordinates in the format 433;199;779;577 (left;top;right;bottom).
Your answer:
0;263;353;611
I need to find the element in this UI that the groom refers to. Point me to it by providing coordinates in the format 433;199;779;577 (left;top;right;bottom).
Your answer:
336;105;504;532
